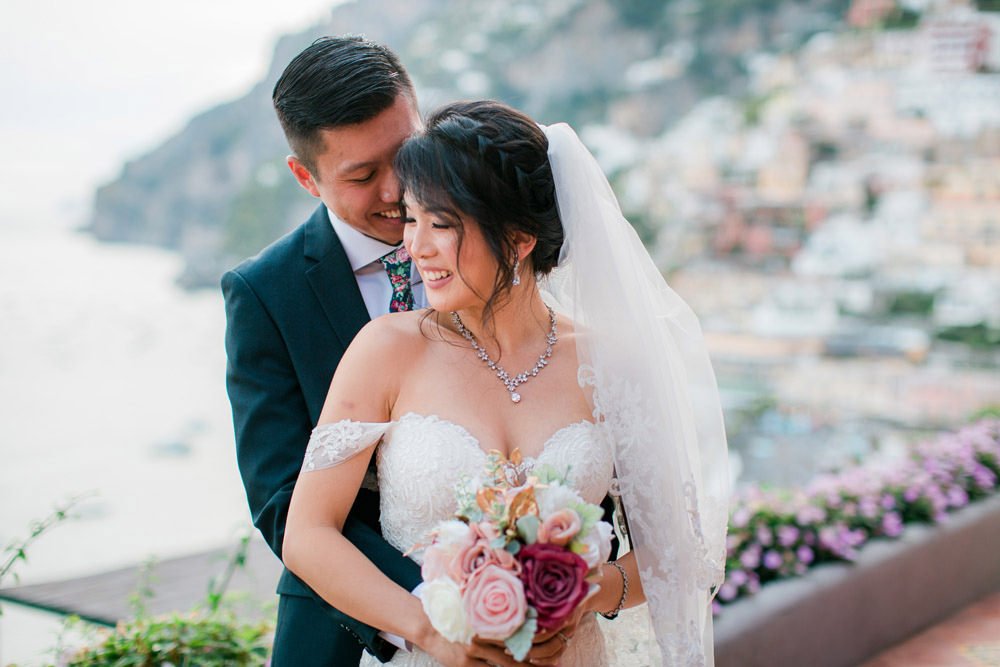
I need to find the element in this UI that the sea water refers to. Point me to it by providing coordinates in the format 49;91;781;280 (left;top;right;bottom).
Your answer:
0;219;251;664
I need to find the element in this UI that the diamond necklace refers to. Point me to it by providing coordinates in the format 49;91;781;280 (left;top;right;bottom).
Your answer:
451;305;557;404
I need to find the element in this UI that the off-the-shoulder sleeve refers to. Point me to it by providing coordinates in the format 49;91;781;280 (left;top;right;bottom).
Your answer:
302;420;393;472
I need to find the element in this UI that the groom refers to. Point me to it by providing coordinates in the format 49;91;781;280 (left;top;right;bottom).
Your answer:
222;36;427;665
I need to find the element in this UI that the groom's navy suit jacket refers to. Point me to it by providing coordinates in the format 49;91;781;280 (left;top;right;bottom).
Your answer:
222;205;422;665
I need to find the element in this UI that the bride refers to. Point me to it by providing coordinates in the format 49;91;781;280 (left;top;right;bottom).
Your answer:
283;101;729;666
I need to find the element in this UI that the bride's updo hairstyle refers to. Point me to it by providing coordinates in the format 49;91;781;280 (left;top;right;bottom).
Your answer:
394;100;563;325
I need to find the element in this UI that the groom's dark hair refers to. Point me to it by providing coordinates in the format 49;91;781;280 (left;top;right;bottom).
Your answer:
273;35;415;173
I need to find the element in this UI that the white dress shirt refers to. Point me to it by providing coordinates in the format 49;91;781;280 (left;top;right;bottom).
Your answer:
328;207;425;318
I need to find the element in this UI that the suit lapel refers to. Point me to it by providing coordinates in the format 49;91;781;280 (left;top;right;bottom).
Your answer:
303;206;371;349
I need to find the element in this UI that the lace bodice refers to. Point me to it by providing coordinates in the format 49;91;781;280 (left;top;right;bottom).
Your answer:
305;412;615;560
377;413;613;561
304;412;614;666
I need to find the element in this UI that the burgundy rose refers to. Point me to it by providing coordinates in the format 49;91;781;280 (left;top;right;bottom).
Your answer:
517;542;590;631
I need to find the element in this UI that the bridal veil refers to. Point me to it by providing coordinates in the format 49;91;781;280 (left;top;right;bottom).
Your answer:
540;123;730;666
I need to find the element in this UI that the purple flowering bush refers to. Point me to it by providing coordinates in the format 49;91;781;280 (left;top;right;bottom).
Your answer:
715;419;1000;613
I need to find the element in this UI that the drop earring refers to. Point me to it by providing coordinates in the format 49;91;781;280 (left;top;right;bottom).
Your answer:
512;257;521;286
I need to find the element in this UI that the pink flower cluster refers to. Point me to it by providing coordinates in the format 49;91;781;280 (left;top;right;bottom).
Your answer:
716;419;1000;614
419;459;611;660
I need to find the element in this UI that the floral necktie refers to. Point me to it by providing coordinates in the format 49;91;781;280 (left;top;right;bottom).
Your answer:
378;245;414;313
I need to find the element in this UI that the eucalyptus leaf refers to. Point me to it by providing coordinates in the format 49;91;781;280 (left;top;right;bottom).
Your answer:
574;502;603;532
516;514;540;544
504;616;538;661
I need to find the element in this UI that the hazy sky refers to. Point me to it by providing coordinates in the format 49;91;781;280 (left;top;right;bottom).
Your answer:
1;0;342;224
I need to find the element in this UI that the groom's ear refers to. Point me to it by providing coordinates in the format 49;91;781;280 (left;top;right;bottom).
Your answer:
287;155;321;198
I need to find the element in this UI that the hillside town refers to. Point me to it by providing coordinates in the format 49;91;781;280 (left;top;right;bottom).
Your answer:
82;0;1000;488
602;0;1000;486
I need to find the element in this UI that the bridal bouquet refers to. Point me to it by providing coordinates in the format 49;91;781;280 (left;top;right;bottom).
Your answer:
417;450;613;660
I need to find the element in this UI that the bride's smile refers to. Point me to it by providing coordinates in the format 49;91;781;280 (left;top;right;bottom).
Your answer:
402;196;503;314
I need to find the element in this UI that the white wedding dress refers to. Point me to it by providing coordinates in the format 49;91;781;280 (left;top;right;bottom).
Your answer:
297;120;729;666
304;411;615;667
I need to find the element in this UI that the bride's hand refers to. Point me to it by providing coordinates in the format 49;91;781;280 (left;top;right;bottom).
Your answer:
522;585;599;666
422;633;529;667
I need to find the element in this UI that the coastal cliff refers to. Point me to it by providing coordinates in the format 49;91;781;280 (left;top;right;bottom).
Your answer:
88;0;850;287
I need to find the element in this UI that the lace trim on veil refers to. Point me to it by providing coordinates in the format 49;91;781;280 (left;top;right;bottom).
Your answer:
579;365;723;666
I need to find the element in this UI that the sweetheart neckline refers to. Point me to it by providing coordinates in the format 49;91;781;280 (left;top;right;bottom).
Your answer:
392;412;598;461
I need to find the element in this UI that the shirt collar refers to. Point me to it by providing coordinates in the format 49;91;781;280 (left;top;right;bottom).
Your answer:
327;206;400;272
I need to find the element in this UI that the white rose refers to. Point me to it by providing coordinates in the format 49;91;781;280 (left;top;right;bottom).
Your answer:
435;519;474;547
535;483;585;519
421;577;473;644
577;520;614;569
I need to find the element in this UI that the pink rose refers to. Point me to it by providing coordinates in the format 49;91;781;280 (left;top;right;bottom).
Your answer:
473;521;501;542
449;539;520;585
422;524;476;582
463;564;528;640
422;544;454;582
537;508;582;546
517;543;590;631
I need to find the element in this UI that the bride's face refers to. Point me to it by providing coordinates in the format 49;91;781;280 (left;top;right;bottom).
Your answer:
403;197;499;313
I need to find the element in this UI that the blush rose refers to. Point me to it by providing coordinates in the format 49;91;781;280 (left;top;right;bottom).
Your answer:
537;508;582;546
449;538;520;585
421;522;476;583
463;564;528;640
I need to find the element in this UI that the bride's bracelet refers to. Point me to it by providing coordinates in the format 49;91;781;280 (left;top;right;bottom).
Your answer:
600;560;628;620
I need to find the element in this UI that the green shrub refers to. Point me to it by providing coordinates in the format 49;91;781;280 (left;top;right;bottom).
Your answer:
937;322;1000;348
887;290;935;315
62;612;270;667
57;535;273;666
